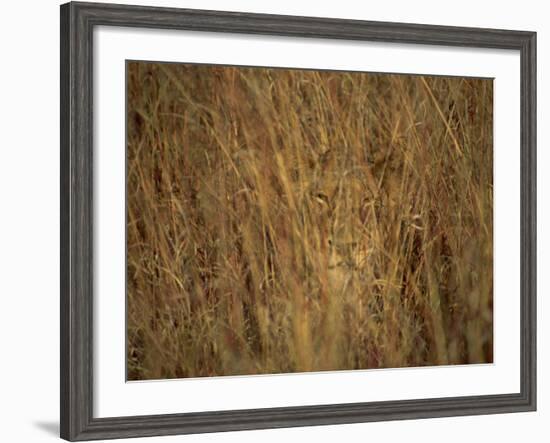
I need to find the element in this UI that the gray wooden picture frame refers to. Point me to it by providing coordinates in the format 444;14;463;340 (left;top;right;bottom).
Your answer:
60;1;537;441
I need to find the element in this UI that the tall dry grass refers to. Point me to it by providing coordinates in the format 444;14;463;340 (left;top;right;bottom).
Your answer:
127;61;493;380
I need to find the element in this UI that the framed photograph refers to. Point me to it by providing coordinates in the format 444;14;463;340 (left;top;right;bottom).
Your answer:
60;1;536;440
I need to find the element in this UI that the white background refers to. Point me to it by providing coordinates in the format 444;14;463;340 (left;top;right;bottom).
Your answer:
0;0;547;442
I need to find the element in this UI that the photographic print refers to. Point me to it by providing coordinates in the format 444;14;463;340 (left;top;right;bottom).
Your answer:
126;61;493;381
61;5;537;439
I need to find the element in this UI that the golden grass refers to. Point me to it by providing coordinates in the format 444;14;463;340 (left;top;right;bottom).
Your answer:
126;61;493;380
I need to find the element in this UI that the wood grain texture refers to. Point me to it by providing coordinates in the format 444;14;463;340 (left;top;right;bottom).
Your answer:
60;2;536;440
